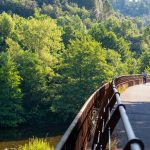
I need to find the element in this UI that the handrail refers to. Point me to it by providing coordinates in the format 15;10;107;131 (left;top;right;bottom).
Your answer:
112;80;144;150
56;88;100;150
56;84;108;150
56;75;149;150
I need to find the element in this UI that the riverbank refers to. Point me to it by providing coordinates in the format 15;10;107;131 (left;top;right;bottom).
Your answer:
0;136;61;150
0;125;67;149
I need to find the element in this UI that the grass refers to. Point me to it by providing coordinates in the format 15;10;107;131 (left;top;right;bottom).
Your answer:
18;138;54;150
18;137;117;150
117;84;128;94
106;138;118;150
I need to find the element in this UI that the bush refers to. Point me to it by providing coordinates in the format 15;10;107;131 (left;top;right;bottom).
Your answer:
19;138;53;150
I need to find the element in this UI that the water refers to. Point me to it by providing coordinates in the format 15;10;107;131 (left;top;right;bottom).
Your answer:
0;125;67;150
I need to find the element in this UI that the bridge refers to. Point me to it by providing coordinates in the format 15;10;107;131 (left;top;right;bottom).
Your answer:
56;75;150;150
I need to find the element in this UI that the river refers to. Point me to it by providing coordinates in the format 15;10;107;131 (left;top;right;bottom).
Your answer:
0;125;67;150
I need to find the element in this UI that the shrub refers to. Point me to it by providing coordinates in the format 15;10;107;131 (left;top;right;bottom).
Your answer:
18;138;53;150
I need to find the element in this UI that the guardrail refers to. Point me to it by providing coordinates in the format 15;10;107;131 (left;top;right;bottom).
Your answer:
56;75;149;150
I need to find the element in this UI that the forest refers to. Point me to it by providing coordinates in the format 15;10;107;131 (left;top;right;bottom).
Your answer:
109;0;150;16
109;0;150;24
0;0;150;128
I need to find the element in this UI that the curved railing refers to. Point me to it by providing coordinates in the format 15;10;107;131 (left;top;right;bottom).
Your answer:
56;75;150;150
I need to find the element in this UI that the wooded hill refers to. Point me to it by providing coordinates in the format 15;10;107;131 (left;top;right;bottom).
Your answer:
0;0;149;127
109;0;150;24
0;0;111;18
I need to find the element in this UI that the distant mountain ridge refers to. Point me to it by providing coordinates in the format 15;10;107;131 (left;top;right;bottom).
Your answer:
109;0;150;17
0;0;112;19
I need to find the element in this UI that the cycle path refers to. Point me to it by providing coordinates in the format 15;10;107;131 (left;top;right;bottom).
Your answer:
116;83;150;150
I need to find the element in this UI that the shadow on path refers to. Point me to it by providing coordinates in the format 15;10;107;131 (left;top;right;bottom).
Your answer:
114;102;150;150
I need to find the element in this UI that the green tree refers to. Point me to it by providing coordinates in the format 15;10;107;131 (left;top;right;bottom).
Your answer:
0;0;38;17
110;0;150;17
53;35;112;121
12;16;62;55
57;15;86;46
106;49;127;76
15;51;56;125
0;13;14;38
146;67;150;74
89;23;131;61
140;50;150;72
143;25;150;49
0;52;24;127
0;13;14;51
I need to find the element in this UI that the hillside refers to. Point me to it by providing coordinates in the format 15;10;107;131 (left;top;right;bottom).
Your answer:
0;0;111;18
0;0;149;129
109;0;150;24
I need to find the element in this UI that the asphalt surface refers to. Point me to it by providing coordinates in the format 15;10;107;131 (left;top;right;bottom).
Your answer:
115;83;150;150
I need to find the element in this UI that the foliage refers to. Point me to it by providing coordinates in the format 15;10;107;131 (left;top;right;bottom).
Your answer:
89;23;131;61
0;1;149;128
146;67;150;74
18;138;51;150
106;49;127;76
106;138;118;150
57;15;86;46
15;51;55;124
0;13;14;38
109;0;150;17
140;50;150;72
0;13;14;51
12;16;62;54
0;0;37;17
0;0;109;20
0;52;24;127
53;36;112;121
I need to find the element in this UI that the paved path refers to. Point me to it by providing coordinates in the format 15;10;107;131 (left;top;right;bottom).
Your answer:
115;83;150;150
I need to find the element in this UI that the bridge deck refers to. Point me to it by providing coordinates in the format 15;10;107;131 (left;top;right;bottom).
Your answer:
116;83;150;150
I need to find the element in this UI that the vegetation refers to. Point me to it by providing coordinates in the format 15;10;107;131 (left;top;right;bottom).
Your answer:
106;138;118;150
18;138;52;150
0;0;149;128
109;0;150;17
109;0;150;24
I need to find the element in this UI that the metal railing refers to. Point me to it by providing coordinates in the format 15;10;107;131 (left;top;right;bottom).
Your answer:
56;75;149;150
112;81;144;150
